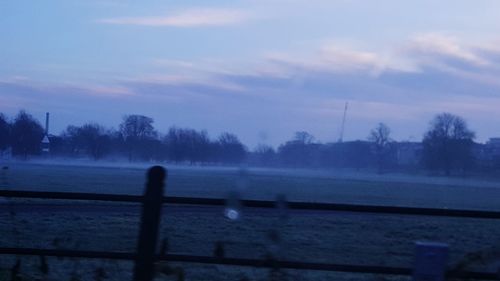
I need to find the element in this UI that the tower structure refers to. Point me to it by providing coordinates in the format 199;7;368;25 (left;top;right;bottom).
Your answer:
41;112;50;154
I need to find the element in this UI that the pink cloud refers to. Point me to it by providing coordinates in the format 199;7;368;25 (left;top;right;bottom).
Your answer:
98;8;250;27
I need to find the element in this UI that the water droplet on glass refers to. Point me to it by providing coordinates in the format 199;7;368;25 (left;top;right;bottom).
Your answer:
224;208;240;220
225;191;242;221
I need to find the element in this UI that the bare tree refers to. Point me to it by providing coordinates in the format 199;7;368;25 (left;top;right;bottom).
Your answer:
253;144;277;166
217;132;246;164
120;115;156;141
119;115;157;161
369;123;391;148
0;113;10;152
10;110;44;159
294;131;314;145
63;123;111;160
422;113;475;176
164;127;211;164
368;123;393;173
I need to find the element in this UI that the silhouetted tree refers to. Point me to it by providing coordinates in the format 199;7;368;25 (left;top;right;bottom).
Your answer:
188;130;211;163
61;125;80;156
294;131;314;144
422;113;475;176
164;127;187;163
216;132;246;164
10;111;44;158
82;124;112;160
164;127;211;164
120;115;156;140
119;115;157;161
141;138;167;161
0;113;10;152
368;123;393;173
64;123;111;160
253;144;277;166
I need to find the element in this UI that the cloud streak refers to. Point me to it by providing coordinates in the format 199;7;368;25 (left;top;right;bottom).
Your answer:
403;33;491;68
97;8;250;27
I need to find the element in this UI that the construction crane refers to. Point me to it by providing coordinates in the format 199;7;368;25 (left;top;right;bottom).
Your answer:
338;102;348;143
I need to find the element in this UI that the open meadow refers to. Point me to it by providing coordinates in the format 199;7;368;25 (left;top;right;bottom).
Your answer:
1;161;500;280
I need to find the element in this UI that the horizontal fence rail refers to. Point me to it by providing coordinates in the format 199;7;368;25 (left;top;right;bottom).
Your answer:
0;247;498;280
2;189;500;219
0;190;143;202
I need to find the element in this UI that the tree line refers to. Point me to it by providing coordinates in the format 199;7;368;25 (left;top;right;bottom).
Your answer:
0;111;246;164
0;110;492;176
251;113;479;176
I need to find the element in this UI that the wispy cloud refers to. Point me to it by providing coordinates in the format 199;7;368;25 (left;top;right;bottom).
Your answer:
142;34;500;102
78;85;135;97
125;74;246;92
1;77;135;98
97;8;250;27
404;33;490;67
264;46;390;77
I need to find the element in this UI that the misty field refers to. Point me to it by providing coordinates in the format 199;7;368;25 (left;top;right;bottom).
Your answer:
1;162;500;280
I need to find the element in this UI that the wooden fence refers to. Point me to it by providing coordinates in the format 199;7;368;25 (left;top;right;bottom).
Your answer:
0;166;499;280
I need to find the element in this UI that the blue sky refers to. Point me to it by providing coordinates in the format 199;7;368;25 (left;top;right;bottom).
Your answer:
2;0;500;147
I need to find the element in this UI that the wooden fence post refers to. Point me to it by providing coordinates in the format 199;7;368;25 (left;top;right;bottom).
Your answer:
133;166;166;281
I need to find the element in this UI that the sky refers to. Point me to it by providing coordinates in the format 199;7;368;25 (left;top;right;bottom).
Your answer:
2;0;500;148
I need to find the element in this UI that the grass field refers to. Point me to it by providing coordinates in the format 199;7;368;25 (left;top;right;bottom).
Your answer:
1;161;500;280
2;161;500;209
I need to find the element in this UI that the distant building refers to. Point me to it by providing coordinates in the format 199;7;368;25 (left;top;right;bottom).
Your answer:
485;138;500;163
41;135;50;153
471;138;500;169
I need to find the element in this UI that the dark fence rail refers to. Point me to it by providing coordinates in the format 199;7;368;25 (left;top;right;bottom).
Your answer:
2;189;500;219
1;166;499;281
0;190;142;202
